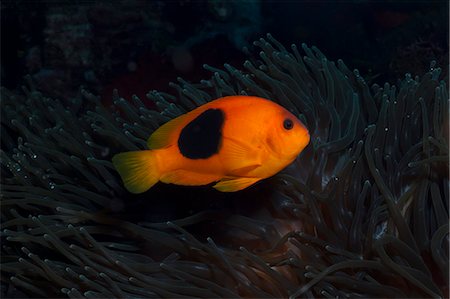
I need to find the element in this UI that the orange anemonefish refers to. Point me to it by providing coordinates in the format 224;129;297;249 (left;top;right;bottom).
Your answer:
112;95;310;193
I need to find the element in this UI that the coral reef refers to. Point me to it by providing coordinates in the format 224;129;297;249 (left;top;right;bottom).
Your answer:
1;34;448;298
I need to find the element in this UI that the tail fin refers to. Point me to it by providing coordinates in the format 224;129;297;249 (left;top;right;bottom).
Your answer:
112;150;159;194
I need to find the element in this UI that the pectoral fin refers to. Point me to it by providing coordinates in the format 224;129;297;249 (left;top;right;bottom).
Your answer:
160;170;221;186
231;164;261;175
213;177;261;192
221;136;262;174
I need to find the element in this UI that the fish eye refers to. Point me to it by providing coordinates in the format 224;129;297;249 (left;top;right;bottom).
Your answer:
283;118;294;130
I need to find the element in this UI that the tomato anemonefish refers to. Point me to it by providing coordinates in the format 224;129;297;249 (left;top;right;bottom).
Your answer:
112;95;310;193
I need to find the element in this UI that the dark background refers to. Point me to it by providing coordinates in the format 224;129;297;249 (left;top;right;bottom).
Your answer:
2;0;448;104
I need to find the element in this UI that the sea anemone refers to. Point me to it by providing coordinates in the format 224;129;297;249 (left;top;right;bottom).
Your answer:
1;34;448;298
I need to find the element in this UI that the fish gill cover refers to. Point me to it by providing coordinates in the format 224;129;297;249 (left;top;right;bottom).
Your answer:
1;34;449;298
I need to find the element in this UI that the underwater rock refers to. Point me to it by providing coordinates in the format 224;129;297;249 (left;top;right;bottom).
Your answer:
1;34;448;298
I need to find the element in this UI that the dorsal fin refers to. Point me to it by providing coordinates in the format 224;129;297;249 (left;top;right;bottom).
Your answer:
148;105;210;149
147;113;188;149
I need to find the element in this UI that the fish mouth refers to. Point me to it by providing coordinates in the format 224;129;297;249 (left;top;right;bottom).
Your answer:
301;130;311;145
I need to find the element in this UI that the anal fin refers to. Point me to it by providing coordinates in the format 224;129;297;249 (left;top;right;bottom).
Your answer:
213;177;261;192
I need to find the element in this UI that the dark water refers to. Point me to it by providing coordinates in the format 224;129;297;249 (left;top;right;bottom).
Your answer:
2;1;448;100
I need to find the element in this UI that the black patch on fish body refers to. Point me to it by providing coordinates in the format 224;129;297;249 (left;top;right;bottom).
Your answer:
178;108;224;159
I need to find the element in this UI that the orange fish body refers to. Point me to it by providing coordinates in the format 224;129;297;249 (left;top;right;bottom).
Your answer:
112;96;310;192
